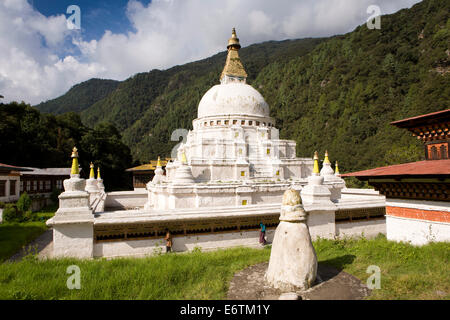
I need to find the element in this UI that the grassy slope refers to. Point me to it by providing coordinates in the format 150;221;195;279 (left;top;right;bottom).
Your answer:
0;222;47;262
0;236;448;300
0;205;56;262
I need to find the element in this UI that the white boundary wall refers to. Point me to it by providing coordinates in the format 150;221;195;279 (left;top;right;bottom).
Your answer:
386;199;450;246
94;229;275;258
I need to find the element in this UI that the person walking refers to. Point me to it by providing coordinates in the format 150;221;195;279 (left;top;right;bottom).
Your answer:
259;222;267;246
164;229;173;253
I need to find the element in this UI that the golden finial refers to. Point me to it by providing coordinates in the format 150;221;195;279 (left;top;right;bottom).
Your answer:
227;27;241;49
324;150;331;164
313;151;320;175
97;167;101;180
89;162;95;179
221;28;247;81
335;161;340;175
157;156;162;167
71;147;79;175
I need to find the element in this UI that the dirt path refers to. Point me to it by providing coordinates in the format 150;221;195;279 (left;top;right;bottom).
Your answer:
7;228;53;262
227;262;371;300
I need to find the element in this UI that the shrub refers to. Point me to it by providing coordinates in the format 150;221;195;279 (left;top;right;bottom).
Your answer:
23;210;38;222
16;192;32;213
0;201;5;209
3;204;21;222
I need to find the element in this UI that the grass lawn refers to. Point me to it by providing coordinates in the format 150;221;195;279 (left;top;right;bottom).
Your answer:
0;204;56;262
0;234;448;300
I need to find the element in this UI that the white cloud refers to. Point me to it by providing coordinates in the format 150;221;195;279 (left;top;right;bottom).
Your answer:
0;0;421;105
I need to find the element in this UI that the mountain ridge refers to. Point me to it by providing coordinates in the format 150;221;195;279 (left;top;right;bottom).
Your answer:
35;0;449;178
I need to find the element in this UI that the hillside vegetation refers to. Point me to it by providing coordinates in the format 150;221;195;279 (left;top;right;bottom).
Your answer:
36;0;449;174
36;79;119;114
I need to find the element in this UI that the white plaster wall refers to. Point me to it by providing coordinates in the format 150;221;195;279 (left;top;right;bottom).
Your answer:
53;223;93;258
386;215;450;246
94;229;275;258
336;219;386;239
105;191;147;210
307;211;336;240
0;208;3;224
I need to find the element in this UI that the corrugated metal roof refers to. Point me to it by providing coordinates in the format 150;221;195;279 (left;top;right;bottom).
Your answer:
0;163;33;171
341;160;450;178
21;167;74;176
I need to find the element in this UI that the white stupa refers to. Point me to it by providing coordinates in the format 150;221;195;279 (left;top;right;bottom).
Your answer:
147;29;313;210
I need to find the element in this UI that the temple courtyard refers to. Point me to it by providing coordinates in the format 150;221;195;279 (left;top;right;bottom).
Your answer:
0;211;448;300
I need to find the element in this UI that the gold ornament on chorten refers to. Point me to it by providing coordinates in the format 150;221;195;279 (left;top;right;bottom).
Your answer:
97;167;101;180
220;28;248;81
157;156;162;167
181;152;188;164
89;162;95;179
335;161;340;175
324;150;331;164
313;151;320;175
71;147;79;175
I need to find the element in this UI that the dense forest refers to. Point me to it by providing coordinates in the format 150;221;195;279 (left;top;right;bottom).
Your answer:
36;79;120;115
0;102;132;191
34;0;449;178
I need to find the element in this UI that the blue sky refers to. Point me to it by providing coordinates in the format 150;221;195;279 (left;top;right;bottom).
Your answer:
28;0;142;41
1;0;422;104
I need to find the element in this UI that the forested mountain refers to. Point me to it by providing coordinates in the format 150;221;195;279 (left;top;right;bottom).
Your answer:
35;0;449;177
0;102;132;191
36;78;119;114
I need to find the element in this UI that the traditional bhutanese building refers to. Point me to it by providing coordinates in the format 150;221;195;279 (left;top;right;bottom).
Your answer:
342;109;450;245
126;158;169;189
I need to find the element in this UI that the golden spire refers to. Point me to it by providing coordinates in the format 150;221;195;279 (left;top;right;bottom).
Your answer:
71;147;79;175
157;156;162;167
220;28;248;81
335;161;340;175
324;150;331;164
89;162;95;179
97;167;101;180
313;151;320;175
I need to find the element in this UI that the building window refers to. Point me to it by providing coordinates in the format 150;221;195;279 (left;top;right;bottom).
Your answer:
0;180;6;197
56;180;63;190
224;120;229;125
20;181;24;192
210;121;214;126
33;180;37;191
256;121;260;126
26;181;31;191
241;120;245;125
249;121;253;125
39;180;44;191
45;180;51;190
440;145;448;159
10;180;16;196
217;120;221;125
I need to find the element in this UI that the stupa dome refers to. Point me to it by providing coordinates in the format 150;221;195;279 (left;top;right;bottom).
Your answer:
197;82;270;118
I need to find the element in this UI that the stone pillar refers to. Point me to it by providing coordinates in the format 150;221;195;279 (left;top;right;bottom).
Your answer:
265;189;317;291
301;174;337;240
47;148;94;259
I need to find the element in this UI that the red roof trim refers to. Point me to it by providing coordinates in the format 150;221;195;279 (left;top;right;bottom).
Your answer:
390;109;450;127
341;159;450;178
